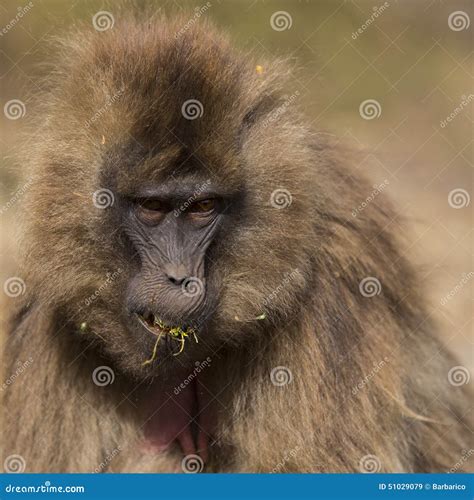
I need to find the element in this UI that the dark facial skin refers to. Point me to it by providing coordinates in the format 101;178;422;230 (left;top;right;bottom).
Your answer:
122;175;227;360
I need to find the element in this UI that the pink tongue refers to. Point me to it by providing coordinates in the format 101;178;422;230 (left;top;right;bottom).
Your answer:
143;369;213;461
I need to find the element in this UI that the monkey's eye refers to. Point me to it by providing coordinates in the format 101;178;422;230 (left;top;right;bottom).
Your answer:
188;199;216;214
135;198;166;225
140;199;165;211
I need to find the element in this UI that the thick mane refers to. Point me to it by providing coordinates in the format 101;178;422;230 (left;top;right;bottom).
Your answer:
2;13;471;473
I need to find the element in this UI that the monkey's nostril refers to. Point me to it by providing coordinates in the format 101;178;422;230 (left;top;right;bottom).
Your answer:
167;275;186;286
164;263;188;287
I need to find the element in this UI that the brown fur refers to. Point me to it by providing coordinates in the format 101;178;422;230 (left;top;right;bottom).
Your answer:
1;13;472;473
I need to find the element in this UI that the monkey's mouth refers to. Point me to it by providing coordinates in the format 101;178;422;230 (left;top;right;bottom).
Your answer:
135;312;199;364
135;312;169;336
135;312;196;338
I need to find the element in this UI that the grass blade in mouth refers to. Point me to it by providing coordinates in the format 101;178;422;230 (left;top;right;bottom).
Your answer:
140;317;199;365
142;331;163;366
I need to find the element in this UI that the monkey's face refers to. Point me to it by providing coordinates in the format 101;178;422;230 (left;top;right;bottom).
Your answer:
120;174;231;366
83;139;310;377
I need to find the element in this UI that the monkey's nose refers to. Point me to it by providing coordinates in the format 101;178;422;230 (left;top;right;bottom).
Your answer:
164;263;188;286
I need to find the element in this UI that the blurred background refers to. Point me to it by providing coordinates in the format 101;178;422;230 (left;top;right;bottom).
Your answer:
0;0;472;367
